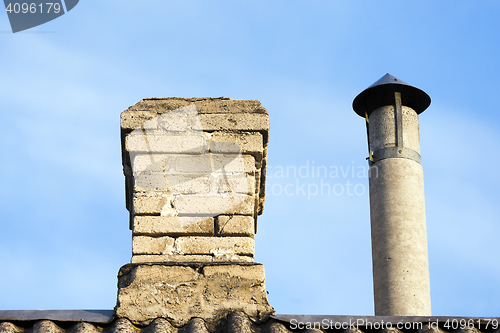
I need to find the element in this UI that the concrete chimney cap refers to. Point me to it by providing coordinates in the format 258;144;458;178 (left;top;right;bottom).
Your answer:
352;73;431;117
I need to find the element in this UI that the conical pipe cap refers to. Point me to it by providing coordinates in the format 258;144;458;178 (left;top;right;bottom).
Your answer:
352;73;431;117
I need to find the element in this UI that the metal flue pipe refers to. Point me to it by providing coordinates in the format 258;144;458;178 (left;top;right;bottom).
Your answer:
353;74;432;316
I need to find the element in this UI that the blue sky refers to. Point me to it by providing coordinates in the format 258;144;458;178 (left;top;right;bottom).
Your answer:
1;1;499;317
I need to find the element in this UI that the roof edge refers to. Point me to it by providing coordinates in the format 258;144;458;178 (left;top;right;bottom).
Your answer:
0;310;115;324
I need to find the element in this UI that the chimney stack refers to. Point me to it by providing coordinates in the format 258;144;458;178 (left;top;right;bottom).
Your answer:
353;74;432;316
115;98;274;330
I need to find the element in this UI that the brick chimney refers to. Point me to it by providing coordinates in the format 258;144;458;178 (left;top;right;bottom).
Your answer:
115;98;274;330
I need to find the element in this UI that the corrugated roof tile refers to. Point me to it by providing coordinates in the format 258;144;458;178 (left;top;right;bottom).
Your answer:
0;322;24;333
34;320;65;333
142;319;176;333
68;322;101;333
179;318;209;333
106;318;135;333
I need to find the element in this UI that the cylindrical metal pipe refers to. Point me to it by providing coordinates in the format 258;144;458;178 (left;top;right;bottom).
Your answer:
353;74;432;316
368;105;431;316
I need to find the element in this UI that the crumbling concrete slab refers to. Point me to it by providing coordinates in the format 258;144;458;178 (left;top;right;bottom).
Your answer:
115;263;275;330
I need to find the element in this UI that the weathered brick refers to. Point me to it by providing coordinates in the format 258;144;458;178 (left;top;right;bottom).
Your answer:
199;113;269;132
133;192;173;215
132;236;175;255
132;153;256;175
207;132;263;155
133;173;254;196
202;263;265;281
133;172;167;191
172;194;255;216
131;254;253;264
131;153;168;173
216;216;254;236
128;106;197;132
133;235;254;257
133;192;255;216
121;110;158;132
214;174;255;195
126;132;207;153
134;173;213;194
133;216;214;235
122;103;198;132
175;236;254;256
145;105;197;131
214;154;256;174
